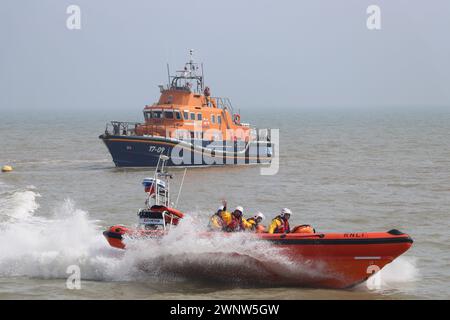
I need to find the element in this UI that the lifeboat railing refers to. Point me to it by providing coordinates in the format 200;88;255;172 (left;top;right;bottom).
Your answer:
104;121;185;137
104;121;144;136
212;96;234;113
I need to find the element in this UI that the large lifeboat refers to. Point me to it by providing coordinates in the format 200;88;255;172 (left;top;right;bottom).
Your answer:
99;50;273;167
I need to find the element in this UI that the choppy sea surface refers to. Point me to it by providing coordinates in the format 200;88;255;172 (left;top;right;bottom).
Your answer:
0;107;449;299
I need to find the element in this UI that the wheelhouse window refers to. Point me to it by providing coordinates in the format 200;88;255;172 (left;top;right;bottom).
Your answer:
197;113;202;121
211;115;215;123
152;111;163;119
184;111;189;120
164;111;174;119
190;113;195;120
175;111;182;120
218;115;222;124
144;111;152;120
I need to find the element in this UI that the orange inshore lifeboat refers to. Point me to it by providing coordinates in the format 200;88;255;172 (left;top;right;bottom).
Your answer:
103;216;413;289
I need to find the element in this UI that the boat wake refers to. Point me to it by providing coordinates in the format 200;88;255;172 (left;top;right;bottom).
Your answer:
0;188;115;281
0;187;419;291
122;217;327;286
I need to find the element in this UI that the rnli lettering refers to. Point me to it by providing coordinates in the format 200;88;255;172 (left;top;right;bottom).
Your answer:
344;233;366;238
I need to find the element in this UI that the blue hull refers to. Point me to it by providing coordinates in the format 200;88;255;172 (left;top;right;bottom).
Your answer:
99;134;273;167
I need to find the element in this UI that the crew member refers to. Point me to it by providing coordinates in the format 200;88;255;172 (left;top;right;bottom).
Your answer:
209;201;233;231
225;206;252;232
245;212;266;233
268;208;292;234
209;205;225;231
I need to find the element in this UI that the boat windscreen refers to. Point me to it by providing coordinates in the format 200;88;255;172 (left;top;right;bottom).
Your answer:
152;111;163;119
164;111;174;119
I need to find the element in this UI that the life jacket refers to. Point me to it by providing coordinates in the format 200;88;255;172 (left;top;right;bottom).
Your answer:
225;216;251;232
209;214;224;230
225;216;240;232
268;216;290;234
241;217;254;230
246;217;257;230
219;211;233;227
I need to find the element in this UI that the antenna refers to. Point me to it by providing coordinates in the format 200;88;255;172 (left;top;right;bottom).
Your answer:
175;168;187;208
201;63;204;91
166;63;170;87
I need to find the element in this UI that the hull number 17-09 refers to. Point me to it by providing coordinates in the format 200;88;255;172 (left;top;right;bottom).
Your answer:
149;146;166;153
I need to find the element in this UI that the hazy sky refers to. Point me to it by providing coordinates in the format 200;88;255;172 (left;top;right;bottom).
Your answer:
1;0;449;114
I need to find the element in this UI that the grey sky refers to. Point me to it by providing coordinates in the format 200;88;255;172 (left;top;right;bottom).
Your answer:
1;0;449;114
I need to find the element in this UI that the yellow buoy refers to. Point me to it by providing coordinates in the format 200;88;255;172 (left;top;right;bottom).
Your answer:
1;165;13;172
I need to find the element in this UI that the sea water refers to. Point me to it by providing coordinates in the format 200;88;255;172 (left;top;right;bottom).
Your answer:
0;106;448;299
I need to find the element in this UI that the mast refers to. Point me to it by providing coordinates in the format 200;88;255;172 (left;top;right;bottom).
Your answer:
189;48;194;64
201;62;204;91
166;63;170;88
168;49;204;93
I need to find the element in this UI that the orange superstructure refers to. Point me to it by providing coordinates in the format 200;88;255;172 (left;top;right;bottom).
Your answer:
135;51;251;142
